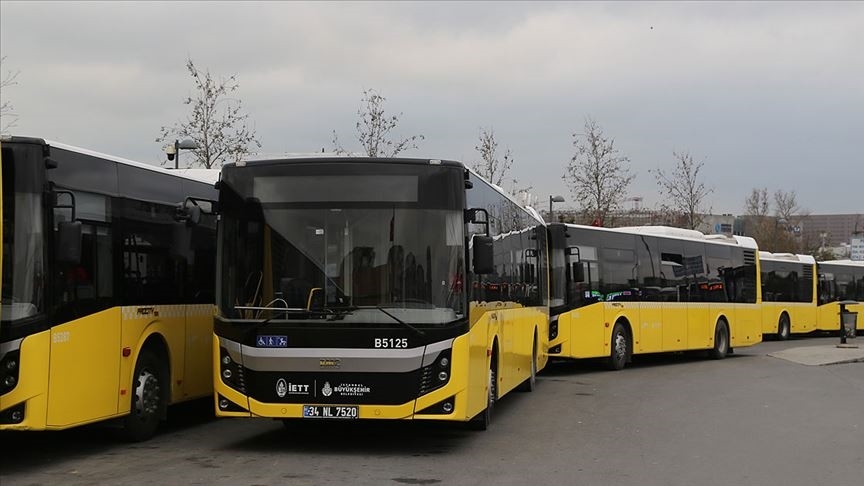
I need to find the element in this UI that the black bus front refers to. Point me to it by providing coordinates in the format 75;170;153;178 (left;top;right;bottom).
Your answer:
213;158;480;421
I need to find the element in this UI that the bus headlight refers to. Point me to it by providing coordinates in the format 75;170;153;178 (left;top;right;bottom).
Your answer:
0;350;21;393
420;348;453;395
219;347;246;393
549;317;559;340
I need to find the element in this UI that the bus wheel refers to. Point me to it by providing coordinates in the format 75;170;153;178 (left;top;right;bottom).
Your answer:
470;359;497;430
121;349;166;442
709;321;730;360
606;323;629;371
517;334;538;392
777;315;791;341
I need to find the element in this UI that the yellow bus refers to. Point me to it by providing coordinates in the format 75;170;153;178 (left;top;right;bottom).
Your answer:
0;136;218;441
547;223;762;369
759;252;817;339
816;259;864;335
212;157;548;428
759;254;863;339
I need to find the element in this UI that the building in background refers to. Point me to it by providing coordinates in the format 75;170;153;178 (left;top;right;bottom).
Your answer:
798;214;863;248
851;236;864;261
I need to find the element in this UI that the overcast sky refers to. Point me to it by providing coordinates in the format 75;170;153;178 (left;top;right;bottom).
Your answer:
1;1;861;215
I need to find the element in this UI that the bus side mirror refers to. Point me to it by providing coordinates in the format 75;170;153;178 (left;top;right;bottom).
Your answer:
175;197;215;226
187;205;202;226
51;188;77;221
472;235;494;275
465;208;490;236
572;263;585;283
566;246;585;283
56;221;83;264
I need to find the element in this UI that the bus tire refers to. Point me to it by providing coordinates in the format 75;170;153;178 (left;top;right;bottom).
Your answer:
121;349;167;442
517;333;538;392
777;314;791;341
606;322;629;371
709;320;730;360
470;356;497;430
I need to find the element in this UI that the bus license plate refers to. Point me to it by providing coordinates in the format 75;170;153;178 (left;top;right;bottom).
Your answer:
302;405;358;419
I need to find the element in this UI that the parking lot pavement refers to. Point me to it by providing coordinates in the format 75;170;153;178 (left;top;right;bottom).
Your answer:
768;340;864;366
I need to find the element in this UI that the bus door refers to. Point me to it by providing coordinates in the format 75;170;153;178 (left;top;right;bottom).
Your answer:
636;235;664;352
175;218;214;401
47;222;121;426
181;306;211;400
656;241;687;352
680;242;710;351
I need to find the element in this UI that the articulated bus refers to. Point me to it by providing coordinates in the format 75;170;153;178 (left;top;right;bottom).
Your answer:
547;223;762;370
213;157;548;428
759;252;817;339
0;136;218;441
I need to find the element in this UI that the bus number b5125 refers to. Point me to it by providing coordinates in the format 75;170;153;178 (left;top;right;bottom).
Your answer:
374;338;409;348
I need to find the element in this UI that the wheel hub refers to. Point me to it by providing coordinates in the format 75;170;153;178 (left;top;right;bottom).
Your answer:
133;370;160;416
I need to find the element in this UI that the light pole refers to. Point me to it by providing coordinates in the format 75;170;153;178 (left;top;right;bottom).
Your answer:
549;195;565;222
166;138;199;169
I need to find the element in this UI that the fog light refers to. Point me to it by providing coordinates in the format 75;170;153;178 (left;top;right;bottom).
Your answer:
5;359;16;371
11;410;23;422
219;399;230;410
4;376;15;387
437;371;448;381
222;369;232;379
439;357;449;367
442;402;453;413
221;355;231;365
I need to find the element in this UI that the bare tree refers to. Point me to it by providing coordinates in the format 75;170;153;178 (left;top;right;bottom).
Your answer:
563;117;635;226
774;189;800;223
157;58;260;169
332;89;423;157
745;187;770;220
508;177;535;206
743;187;804;253
471;127;513;186
772;189;806;253
0;56;20;134
800;229;833;261
650;150;713;230
743;187;773;248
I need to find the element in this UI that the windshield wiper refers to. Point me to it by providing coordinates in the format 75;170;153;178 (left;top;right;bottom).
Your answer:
374;306;426;336
324;305;426;336
235;299;329;323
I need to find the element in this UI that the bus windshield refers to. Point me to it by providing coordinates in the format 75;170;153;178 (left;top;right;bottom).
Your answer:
218;163;466;325
1;142;46;324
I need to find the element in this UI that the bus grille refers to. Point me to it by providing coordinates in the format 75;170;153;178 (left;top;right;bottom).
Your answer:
418;363;435;395
234;366;247;394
